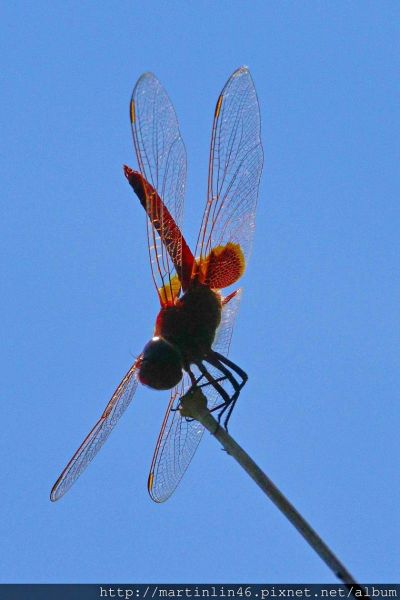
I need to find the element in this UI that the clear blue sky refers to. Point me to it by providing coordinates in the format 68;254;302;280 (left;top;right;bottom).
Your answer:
1;0;399;584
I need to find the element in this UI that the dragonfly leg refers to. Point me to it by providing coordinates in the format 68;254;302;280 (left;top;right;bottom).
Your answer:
198;375;227;389
188;367;202;386
203;350;248;430
210;350;248;386
172;367;204;413
177;365;227;419
179;374;229;422
180;354;247;431
178;364;230;427
195;361;233;407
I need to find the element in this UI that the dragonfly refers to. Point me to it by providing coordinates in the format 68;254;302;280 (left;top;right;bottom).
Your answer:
50;66;263;503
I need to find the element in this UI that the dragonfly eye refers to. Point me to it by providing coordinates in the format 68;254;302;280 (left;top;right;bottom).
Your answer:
139;338;183;390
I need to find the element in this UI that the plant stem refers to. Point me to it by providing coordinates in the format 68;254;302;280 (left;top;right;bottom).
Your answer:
180;389;368;599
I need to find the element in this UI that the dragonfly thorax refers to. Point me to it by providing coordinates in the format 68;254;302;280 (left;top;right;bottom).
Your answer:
138;337;183;390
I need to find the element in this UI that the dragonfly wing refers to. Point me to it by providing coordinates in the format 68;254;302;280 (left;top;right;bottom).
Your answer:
129;73;190;300
195;66;263;286
147;291;242;502
147;374;199;503
50;359;140;501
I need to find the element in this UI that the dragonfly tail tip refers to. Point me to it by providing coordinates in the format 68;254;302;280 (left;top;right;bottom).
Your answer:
123;164;133;179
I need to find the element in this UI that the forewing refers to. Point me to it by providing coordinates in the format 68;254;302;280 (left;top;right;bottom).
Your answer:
196;66;263;275
50;360;140;501
130;73;187;299
148;291;242;503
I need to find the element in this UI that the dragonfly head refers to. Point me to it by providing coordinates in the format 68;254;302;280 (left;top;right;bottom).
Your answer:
138;337;183;390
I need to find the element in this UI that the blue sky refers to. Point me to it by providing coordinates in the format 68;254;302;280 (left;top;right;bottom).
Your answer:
1;0;399;584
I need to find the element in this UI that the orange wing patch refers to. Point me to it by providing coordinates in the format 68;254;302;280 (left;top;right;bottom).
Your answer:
158;274;181;305
198;243;245;289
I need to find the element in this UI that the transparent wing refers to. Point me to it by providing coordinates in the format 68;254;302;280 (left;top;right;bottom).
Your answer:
195;66;263;275
148;291;242;503
50;360;140;501
130;73;187;299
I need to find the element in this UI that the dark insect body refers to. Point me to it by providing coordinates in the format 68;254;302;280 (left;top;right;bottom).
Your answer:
153;282;222;371
138;282;223;391
126;167;248;422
